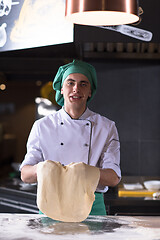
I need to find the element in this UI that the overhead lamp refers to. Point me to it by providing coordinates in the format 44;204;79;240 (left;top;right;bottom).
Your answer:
0;72;7;91
65;0;139;26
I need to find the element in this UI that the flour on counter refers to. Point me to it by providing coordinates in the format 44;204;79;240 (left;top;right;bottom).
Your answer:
0;214;160;240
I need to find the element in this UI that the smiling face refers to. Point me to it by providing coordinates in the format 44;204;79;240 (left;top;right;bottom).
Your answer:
61;73;91;117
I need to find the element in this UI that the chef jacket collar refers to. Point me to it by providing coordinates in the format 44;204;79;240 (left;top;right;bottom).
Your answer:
60;107;91;121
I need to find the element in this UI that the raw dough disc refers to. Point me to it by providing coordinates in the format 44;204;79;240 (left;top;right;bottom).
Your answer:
37;160;100;222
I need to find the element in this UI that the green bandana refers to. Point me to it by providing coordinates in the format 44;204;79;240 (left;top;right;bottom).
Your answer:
53;59;97;106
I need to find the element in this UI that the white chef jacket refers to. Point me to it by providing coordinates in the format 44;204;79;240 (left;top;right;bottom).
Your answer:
20;107;121;193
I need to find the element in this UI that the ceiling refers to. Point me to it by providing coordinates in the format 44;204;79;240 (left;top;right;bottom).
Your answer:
0;0;160;83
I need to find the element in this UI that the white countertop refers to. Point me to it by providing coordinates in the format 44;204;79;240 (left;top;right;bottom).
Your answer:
0;214;160;240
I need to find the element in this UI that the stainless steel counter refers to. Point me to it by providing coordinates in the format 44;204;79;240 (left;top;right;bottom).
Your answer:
0;214;160;240
105;176;160;216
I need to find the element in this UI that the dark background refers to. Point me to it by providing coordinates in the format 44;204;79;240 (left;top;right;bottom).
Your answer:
87;59;160;176
0;0;160;177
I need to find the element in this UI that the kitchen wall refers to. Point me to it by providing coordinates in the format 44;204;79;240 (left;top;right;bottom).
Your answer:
0;59;160;177
0;81;41;168
88;59;160;176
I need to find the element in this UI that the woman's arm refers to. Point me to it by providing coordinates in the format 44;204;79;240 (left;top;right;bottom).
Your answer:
99;168;120;187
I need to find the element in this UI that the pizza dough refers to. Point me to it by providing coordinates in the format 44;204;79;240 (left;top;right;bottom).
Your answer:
37;160;100;222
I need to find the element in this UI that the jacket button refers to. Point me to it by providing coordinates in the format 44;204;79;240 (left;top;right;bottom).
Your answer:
86;123;89;126
61;122;63;125
84;143;89;147
60;142;64;145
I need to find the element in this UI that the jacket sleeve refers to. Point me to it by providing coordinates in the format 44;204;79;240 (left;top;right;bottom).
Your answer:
100;122;121;178
20;121;43;170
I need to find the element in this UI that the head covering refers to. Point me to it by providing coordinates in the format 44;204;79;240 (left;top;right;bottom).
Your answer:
53;59;97;106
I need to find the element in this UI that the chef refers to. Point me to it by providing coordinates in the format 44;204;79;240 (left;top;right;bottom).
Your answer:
20;59;121;215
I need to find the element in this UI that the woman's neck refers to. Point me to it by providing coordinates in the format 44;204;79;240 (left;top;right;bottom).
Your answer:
64;105;86;119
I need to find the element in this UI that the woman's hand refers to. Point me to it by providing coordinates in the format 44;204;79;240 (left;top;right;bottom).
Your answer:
21;164;38;183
